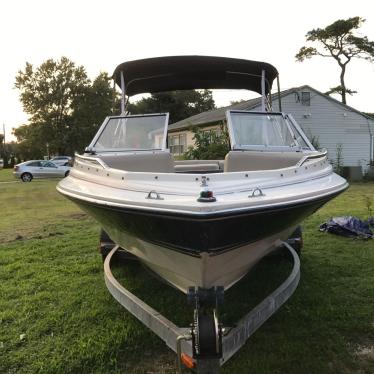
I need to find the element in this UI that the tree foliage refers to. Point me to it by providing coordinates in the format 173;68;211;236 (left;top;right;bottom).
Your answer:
69;72;120;152
229;99;246;105
324;85;357;97
13;123;46;160
127;90;215;123
296;17;374;104
14;57;119;157
184;123;230;160
0;136;20;167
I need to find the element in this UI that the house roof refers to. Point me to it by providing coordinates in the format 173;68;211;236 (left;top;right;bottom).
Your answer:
169;87;293;131
112;56;278;97
168;96;263;131
169;85;373;132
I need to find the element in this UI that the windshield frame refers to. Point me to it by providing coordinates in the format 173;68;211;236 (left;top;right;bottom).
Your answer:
88;113;169;152
226;110;305;152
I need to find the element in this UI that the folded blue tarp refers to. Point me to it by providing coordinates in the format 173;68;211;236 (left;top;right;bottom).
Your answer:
319;216;374;239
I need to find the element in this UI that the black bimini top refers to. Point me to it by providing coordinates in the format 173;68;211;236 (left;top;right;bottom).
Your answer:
112;56;278;97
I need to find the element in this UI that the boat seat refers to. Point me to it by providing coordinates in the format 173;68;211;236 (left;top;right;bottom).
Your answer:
99;152;174;173
224;151;303;172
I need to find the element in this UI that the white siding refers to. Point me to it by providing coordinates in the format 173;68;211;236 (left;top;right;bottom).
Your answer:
252;88;374;169
169;86;374;171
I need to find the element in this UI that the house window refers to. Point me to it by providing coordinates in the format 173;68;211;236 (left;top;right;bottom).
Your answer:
168;133;187;155
202;128;221;143
301;92;310;106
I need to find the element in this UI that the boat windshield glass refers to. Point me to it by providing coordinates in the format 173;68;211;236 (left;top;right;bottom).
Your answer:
287;121;310;150
227;111;299;150
93;114;168;151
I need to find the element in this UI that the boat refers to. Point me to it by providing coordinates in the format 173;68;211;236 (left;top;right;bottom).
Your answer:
57;56;348;294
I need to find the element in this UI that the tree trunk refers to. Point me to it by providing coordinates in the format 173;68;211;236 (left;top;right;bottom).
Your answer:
340;65;346;104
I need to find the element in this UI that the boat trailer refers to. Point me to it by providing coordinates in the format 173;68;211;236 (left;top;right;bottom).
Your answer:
103;242;300;373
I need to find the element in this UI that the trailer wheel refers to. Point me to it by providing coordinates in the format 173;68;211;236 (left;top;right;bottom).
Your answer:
191;309;222;371
196;313;218;356
287;226;303;255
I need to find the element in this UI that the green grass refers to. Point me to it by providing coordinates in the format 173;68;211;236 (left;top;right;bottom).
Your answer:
0;168;17;182
0;180;373;373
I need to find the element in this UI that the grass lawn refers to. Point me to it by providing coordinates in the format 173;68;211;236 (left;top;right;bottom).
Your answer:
0;179;373;373
0;168;18;183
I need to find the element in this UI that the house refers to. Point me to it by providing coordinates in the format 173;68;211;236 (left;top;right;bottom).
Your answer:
168;85;374;178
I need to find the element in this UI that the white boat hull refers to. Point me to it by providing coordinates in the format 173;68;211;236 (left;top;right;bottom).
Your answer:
101;224;293;293
57;151;348;294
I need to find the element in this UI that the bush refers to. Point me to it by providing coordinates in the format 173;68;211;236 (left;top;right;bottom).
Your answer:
184;123;230;160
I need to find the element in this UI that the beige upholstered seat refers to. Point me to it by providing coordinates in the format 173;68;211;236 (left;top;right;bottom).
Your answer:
224;151;303;172
99;152;174;173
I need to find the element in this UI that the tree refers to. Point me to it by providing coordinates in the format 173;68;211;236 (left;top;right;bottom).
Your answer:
127;90;215;123
3;142;19;167
15;57;90;155
230;99;246;106
13;123;46;160
14;58;119;157
69;72;120;153
0;134;3;155
296;17;374;104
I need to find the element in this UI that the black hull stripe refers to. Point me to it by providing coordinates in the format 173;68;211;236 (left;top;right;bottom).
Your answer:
64;188;345;255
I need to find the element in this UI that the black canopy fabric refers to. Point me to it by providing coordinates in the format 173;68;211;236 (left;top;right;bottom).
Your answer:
112;56;278;97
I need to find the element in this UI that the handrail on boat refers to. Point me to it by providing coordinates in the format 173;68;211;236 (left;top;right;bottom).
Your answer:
75;153;109;169
74;149;328;175
296;149;328;167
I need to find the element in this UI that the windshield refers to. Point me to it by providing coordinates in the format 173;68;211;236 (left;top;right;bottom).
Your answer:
93;114;168;151
227;111;299;150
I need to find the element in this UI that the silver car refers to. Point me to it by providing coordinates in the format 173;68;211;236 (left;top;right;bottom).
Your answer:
13;160;71;182
50;156;72;166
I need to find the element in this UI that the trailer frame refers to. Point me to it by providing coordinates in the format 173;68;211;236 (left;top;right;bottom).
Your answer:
103;241;300;373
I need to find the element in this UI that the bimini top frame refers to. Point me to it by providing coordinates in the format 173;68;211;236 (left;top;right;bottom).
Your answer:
112;56;281;113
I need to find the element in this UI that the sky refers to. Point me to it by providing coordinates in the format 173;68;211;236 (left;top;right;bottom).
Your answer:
1;0;373;141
